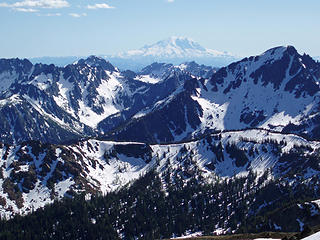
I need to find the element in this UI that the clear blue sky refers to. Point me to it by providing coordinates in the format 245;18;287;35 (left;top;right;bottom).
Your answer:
0;0;319;58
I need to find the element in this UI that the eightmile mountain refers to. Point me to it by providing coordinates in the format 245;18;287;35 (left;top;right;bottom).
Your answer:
0;44;320;239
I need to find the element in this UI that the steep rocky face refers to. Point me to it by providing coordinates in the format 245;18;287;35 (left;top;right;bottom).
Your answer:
0;58;33;92
97;68;193;134
211;46;320;97
109;78;203;143
0;58;107;143
0;95;83;144
179;61;217;78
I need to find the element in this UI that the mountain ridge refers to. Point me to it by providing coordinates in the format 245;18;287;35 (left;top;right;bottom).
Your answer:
108;45;320;144
0;56;215;144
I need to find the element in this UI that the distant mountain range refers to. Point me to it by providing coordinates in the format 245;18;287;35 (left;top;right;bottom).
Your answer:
30;37;237;70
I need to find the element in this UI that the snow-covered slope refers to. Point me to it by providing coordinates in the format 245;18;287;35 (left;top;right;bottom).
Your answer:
1;129;320;218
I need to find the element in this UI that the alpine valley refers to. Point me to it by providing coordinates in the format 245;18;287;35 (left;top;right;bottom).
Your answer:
0;45;320;239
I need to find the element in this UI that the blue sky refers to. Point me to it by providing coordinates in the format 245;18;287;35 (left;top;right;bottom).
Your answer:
0;0;319;58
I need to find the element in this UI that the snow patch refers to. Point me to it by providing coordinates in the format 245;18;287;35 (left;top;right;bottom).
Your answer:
301;231;320;240
134;75;161;84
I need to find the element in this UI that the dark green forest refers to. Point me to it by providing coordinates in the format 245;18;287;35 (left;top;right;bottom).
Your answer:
0;168;319;240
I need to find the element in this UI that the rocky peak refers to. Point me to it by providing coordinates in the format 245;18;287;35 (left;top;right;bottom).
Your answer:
76;56;116;72
178;61;216;78
0;58;33;74
139;62;174;78
210;45;320;97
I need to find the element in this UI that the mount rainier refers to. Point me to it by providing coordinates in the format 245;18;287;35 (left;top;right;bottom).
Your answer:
108;36;236;70
30;37;237;71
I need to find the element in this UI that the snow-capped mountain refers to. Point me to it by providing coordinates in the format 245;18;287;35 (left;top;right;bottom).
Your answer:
119;36;230;59
0;56;202;144
108;37;237;70
110;46;320;143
